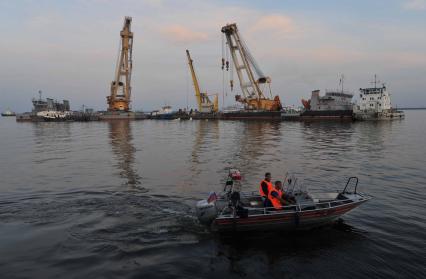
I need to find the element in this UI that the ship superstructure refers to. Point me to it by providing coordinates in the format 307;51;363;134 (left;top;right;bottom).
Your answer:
32;91;70;113
301;75;354;119
353;75;404;120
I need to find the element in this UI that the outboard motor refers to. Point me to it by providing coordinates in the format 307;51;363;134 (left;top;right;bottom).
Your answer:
229;191;248;218
195;192;218;224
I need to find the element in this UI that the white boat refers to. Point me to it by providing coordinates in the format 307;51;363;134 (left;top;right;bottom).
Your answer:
150;105;175;119
353;76;405;120
1;108;16;117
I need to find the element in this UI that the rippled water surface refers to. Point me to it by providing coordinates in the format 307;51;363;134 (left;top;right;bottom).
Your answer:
1;111;425;278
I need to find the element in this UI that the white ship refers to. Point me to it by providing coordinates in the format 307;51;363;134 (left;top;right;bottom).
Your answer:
353;76;404;120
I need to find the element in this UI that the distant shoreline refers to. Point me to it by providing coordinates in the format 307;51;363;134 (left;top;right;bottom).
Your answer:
399;108;426;110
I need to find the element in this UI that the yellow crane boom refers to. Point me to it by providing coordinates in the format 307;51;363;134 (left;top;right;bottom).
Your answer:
186;49;218;113
186;49;202;111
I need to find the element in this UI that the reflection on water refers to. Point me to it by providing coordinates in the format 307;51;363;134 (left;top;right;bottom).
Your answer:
225;121;282;182
1;111;425;278
213;220;367;277
191;120;219;167
108;120;141;186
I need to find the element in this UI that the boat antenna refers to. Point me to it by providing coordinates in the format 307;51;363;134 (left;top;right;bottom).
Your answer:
38;90;42;101
374;74;377;89
371;74;381;89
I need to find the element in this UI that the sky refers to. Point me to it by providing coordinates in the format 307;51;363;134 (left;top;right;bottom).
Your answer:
0;0;425;112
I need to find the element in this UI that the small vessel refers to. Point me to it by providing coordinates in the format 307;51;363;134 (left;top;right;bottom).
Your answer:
150;105;175;119
196;169;370;232
281;105;302;120
353;75;404;120
1;108;16;117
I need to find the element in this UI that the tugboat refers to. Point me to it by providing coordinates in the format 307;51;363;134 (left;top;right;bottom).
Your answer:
196;169;370;232
1;108;16;117
150;105;175;120
353;75;404;120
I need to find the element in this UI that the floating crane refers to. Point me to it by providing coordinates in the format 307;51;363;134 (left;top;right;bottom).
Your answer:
221;23;282;111
186;50;218;113
107;16;133;111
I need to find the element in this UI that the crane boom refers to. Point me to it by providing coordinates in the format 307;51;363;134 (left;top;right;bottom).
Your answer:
221;23;282;111
107;16;133;111
186;50;202;111
186;49;218;113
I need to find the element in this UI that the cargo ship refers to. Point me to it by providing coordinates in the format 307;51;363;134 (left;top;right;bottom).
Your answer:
353;76;404;120
300;89;354;120
16;91;73;122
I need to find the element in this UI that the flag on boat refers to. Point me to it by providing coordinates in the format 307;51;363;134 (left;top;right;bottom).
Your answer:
207;192;217;203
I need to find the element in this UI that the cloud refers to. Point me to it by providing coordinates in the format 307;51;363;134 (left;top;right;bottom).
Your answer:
249;15;295;34
160;24;209;44
403;0;426;10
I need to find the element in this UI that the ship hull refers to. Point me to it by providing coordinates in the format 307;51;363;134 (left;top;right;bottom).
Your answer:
213;199;367;232
99;111;147;120
300;110;353;120
220;110;281;120
353;110;405;121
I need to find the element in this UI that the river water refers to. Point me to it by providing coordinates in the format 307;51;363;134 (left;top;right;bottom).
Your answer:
0;111;425;278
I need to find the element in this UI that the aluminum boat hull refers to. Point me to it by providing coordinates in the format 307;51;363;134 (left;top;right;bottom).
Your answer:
212;199;368;232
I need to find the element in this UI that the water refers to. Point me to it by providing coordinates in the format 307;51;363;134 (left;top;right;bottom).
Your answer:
1;111;425;278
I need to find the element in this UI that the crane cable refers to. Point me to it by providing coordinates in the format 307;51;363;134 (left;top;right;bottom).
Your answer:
221;33;226;109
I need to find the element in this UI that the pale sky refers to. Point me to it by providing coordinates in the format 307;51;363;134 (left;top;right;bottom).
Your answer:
1;0;425;112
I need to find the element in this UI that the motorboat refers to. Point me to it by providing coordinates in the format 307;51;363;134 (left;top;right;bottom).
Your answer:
196;169;371;232
1;108;16;116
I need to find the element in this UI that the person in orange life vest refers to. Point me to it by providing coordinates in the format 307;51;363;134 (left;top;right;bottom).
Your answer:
259;172;273;197
268;181;288;210
259;172;273;206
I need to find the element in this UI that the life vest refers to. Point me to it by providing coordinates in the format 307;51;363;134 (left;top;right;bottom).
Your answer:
268;189;283;210
259;180;273;197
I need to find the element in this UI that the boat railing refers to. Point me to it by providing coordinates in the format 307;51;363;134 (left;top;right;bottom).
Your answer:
217;194;370;217
342;177;358;194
